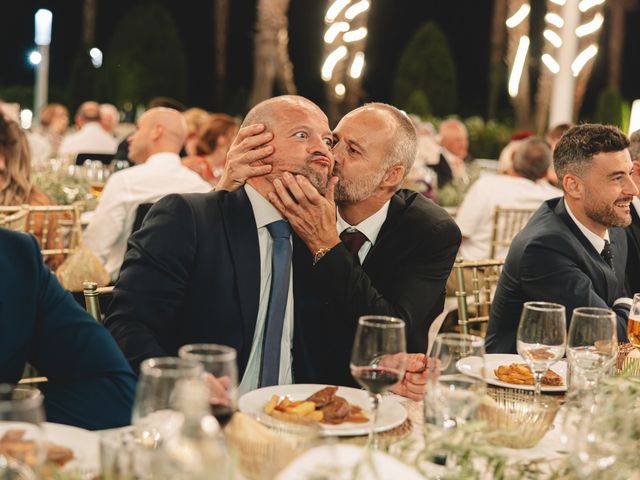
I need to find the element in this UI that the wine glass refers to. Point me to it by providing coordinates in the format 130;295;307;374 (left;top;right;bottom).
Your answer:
178;343;238;427
628;293;640;349
109;159;130;174
132;357;203;449
350;316;407;450
567;307;617;392
516;302;567;398
0;384;46;479
426;333;486;430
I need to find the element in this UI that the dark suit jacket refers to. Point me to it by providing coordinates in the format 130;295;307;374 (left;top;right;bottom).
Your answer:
105;187;321;382
486;197;630;354
432;153;454;187
0;228;136;430
305;189;461;386
625;203;640;296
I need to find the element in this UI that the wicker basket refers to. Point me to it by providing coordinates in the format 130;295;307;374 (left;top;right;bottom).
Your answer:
477;389;561;449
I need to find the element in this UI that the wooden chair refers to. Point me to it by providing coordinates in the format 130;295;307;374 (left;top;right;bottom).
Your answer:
489;206;537;259
83;282;114;323
453;258;504;336
0;206;28;231
24;203;83;264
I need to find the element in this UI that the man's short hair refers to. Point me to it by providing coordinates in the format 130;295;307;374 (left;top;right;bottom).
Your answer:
553;124;630;183
365;103;417;178
512;137;552;181
546;123;572;144
629;130;640;162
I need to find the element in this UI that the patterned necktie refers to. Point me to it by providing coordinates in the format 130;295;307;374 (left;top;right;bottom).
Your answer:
259;220;292;387
340;229;368;264
601;239;614;270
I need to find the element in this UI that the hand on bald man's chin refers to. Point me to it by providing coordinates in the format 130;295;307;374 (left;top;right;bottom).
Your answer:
268;172;341;254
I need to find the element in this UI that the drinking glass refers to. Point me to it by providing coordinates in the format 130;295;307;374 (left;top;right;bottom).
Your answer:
567;307;617;391
0;384;46;479
426;333;486;430
132;357;203;449
628;293;640;349
178;344;238;427
109;159;130;174
516;302;567;398
350;316;407;449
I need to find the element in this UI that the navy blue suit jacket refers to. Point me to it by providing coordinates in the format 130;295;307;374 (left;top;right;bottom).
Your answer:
0;228;136;430
486;197;630;354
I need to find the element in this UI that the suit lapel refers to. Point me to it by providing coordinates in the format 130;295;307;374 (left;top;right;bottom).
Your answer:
221;188;261;349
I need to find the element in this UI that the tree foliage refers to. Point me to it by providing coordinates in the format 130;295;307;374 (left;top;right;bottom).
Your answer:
392;22;458;117
103;3;187;108
595;86;629;130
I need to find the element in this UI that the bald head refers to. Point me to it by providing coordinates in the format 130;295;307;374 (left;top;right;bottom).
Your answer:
439;118;469;159
76;101;101;127
242;95;327;130
128;107;188;163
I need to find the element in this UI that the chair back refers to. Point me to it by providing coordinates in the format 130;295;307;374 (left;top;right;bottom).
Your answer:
24;203;83;262
0;206;28;231
489;206;536;259
82;282;114;323
454;258;504;336
75;152;114;166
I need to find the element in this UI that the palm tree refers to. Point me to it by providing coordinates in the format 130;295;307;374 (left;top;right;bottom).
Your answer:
248;0;297;109
83;0;97;49
487;0;508;120
213;0;230;106
505;0;531;128
607;0;637;89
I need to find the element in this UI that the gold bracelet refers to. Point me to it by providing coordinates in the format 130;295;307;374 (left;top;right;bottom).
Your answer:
312;247;332;266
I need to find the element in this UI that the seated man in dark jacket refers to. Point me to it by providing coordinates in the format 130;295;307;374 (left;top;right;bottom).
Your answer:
0;227;136;430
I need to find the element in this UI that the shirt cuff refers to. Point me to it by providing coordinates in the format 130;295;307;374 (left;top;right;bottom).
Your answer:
613;297;633;308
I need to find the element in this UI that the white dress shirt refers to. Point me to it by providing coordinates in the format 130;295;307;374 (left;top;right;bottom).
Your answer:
456;173;562;260
83;152;211;279
59;122;118;156
238;184;294;395
336;200;390;264
564;198;631;307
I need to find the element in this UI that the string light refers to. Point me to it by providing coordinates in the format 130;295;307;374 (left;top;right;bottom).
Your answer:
578;0;605;12
506;4;531;28
575;12;604;37
571;44;598;76
343;27;368;42
545;13;564;28
543;29;563;48
324;22;349;43
335;83;346;97
325;0;351;22
321;46;348;81
349;51;365;79
541;54;560;74
509;36;530;97
344;1;370;20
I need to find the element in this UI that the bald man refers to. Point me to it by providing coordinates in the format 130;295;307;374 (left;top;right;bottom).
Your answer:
105;96;335;393
84;107;212;280
59;101;118;156
432;118;471;187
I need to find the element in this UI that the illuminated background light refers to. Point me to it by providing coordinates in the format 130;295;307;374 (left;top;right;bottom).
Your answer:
541;54;561;74
28;50;42;65
571;44;598;76
324;22;349;43
349;51;365;79
575;12;604;37
343;27;368;43
325;0;351;22
508;36;530;97
506;4;531;29
335;83;346;97
543;29;563;48
344;0;370;20
321;46;348;81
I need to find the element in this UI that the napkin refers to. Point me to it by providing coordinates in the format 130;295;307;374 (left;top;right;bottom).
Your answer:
275;444;425;480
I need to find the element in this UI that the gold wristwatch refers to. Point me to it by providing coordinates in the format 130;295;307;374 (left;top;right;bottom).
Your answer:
312;247;332;266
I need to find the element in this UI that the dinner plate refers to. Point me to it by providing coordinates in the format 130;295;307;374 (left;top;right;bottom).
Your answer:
238;384;407;437
42;422;100;473
457;354;567;392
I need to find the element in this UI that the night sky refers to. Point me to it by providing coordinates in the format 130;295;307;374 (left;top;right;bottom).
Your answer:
2;0;640;121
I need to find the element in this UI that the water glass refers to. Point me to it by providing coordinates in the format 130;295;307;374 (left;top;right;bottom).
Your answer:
516;302;566;397
178;344;238;427
426;333;486;429
567;307;617;391
0;385;46;479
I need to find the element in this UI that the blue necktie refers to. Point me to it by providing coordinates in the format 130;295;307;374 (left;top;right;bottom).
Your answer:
260;220;292;387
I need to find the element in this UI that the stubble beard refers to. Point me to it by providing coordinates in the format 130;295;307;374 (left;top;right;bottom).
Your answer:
584;196;632;228
333;168;385;204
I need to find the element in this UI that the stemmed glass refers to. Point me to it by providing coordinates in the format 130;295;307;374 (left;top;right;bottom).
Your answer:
178;343;238;427
350;316;407;450
426;333;486;430
132;357;203;449
628;293;640;349
567;307;617;392
516;302;567;398
0;384;46;479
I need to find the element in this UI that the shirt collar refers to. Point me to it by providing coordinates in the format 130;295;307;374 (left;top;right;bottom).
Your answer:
245;183;284;229
632;196;640;214
564;198;610;253
336;200;391;245
144;152;182;168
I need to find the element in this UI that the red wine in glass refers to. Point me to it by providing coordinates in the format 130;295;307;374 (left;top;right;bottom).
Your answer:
352;366;401;394
210;404;234;427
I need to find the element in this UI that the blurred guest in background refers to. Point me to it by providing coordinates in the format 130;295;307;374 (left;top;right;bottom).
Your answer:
0;114;63;269
99;103;120;137
545;123;572;186
83;107;211;281
432;119;471;187
0;227;136;430
487;124;636;353
37;102;69;156
182;114;240;186
59;101;117;157
497;130;533;174
183;107;211;156
625;130;640;294
455;137;561;262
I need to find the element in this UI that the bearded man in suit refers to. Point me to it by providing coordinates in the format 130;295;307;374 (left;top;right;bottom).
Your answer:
487;124;638;353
